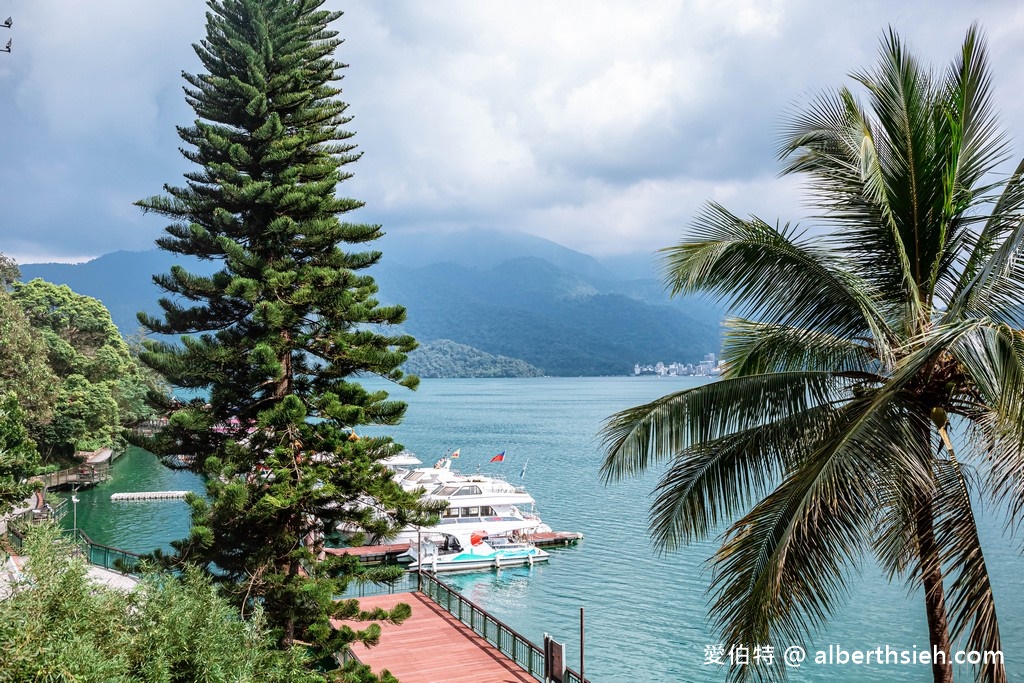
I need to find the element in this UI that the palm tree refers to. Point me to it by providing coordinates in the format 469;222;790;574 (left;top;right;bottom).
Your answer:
601;25;1022;683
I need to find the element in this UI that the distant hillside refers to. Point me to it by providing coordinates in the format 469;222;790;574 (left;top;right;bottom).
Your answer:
378;228;621;283
372;255;721;375
405;340;544;378
20;251;217;338
22;229;724;376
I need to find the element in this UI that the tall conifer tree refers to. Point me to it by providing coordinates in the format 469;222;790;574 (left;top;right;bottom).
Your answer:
135;0;432;661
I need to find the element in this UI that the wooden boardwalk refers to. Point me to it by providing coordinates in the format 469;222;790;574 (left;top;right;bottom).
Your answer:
324;543;410;564
334;592;536;683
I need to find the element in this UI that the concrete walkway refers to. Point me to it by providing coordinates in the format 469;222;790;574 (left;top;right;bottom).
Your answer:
0;553;138;598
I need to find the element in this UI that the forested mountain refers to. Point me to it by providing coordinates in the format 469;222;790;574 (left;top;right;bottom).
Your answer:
23;230;723;376
404;340;544;378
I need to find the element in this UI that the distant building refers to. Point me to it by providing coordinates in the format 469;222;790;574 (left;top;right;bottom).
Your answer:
633;353;721;377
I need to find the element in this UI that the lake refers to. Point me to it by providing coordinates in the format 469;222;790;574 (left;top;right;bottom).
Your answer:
61;376;1023;681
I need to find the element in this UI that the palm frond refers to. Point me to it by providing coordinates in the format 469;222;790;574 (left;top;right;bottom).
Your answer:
938;24;1010;202
945;159;1024;326
932;449;1006;683
711;398;932;681
951;325;1024;523
705;319;984;681
780;85;918;311
600;371;846;483
658;203;895;365
871;479;919;583
720;318;879;378
922;26;1009;305
647;403;838;551
855;27;942;296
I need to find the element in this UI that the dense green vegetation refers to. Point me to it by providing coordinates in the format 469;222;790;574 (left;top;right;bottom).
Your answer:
603;26;1017;683
9;279;154;458
0;524;401;683
0;395;41;516
134;0;434;675
0;257;154;463
405;339;544;377
0;286;59;430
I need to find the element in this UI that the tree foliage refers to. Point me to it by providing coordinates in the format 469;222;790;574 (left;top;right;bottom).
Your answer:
0;394;41;516
134;0;433;670
0;252;19;289
0;289;59;428
405;339;544;378
0;524;324;683
603;25;1019;683
10;279;154;456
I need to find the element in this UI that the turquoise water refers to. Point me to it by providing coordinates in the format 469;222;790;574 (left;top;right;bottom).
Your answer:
62;377;1023;681
58;446;204;554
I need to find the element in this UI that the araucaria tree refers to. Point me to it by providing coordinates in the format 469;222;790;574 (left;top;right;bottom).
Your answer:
602;26;1019;683
136;0;431;665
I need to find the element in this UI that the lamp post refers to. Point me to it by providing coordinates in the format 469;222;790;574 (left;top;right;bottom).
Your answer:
71;490;80;534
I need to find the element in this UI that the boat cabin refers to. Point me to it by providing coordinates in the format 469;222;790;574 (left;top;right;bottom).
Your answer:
442;505;498;519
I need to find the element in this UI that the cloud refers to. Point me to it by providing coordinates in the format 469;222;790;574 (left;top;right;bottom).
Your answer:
2;0;1024;263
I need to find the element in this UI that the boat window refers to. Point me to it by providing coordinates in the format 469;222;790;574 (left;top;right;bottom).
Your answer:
452;486;482;496
480;506;496;516
404;471;424;482
435;486;459;496
462;506;479;516
442;507;459;518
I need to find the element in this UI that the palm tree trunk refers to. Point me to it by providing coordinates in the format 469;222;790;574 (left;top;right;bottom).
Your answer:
916;496;953;683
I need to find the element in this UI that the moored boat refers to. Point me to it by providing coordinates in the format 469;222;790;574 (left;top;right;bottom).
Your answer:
403;529;549;573
352;453;553;544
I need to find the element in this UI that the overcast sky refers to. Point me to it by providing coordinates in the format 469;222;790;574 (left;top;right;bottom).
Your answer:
2;1;1023;264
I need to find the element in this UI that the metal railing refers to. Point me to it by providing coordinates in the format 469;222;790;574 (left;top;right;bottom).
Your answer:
6;519;142;576
64;528;142;575
32;463;110;490
565;667;589;683
335;570;419;599
8;497;68;529
418;571;591;682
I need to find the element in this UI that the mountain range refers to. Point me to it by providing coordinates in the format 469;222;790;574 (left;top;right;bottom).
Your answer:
21;229;723;376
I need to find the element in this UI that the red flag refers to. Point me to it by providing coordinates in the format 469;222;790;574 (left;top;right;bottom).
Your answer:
490;451;505;463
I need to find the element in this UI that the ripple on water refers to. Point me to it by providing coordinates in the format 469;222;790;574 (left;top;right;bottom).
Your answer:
64;379;1024;681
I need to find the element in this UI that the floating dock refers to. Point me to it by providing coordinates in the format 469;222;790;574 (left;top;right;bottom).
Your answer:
110;491;191;501
530;530;583;547
325;543;411;565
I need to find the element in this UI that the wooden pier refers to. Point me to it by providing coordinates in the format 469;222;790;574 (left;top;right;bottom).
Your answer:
32;461;110;491
334;573;589;683
335;592;537;682
531;530;583;547
324;543;411;565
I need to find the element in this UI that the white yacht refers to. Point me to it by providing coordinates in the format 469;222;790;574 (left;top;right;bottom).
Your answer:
331;454;552;546
387;456;551;544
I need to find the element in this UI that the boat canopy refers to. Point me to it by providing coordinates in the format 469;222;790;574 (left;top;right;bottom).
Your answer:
381;451;422;467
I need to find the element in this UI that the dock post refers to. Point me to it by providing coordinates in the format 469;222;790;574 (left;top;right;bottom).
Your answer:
580;606;585;682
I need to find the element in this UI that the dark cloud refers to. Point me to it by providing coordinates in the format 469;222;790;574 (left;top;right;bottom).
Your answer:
2;0;1023;262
